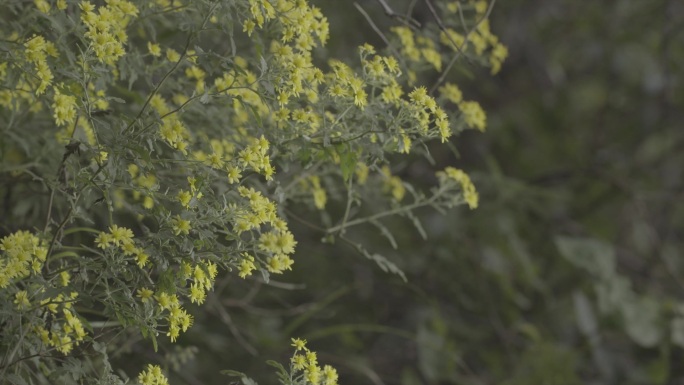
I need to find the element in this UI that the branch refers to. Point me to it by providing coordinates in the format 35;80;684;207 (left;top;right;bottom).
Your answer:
372;0;422;28
428;0;497;94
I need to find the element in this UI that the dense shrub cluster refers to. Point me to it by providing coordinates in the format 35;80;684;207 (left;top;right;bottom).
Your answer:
0;0;505;383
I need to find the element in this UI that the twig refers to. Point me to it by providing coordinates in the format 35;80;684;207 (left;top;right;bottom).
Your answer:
124;2;219;132
354;2;402;60
372;0;422;28
428;0;497;94
327;194;438;234
422;0;471;61
210;297;258;356
44;116;81;232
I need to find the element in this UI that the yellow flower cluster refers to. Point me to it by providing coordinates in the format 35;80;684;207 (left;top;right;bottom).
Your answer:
392;27;421;62
138;364;170;385
34;0;67;13
212;56;271;126
327;59;367;109
439;83;463;104
258;228;296;274
23;34;58;95
357;44;404;110
459;101;487;132
0;230;47;288
247;0;329;116
80;0;138;66
437;167;479;209
150;94;191;154
238;136;275;180
34;292;87;355
52;86;78;127
408;86;452;143
193;135;273;188
233;186;280;234
355;162;369;185
437;82;486;132
381;166;406;202
183;260;218;305
233;185;296;278
238;253;257;278
185;65;206;93
95;225;150;268
128;164;158;210
440;17;508;74
290;338;339;385
391;27;442;72
300;175;327;210
152;291;193;342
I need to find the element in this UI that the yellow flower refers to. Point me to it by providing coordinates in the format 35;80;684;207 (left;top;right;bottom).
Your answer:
323;365;339;385
189;282;206;304
166;48;181;62
437;167;479;209
135;250;149;268
177;189;192;208
95;232;112;249
171;216;191;236
292;354;307;370
292;337;307;351
459;100;486;131
109;224;134;246
52;89;77;127
60;271;71;287
238;253;256;278
14;290;31;310
381;166;405;202
355;163;369;185
34;0;51;14
439;83;463;104
137;288;154;303
147;42;162;57
138;364;169;385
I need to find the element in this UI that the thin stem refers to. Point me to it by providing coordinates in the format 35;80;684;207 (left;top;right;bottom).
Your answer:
339;177;355;236
428;0;497;94
327;194;438;234
372;0;422;28
354;2;402;60
124;2;219;132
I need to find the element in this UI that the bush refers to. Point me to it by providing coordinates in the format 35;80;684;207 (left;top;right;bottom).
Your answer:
0;0;506;383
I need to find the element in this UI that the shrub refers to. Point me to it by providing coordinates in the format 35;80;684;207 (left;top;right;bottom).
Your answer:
0;0;505;383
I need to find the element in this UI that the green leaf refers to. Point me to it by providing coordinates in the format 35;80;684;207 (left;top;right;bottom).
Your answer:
339;147;358;182
370;219;398;249
246;102;263;128
107;96;126;104
220;371;258;385
407;211;427;240
199;91;210;104
265;360;288;378
573;291;597;336
555;236;615;279
621;296;662;347
221;370;246;377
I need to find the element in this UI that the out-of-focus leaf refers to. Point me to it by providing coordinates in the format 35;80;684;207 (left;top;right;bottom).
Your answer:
555;237;615;279
621;296;662;347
